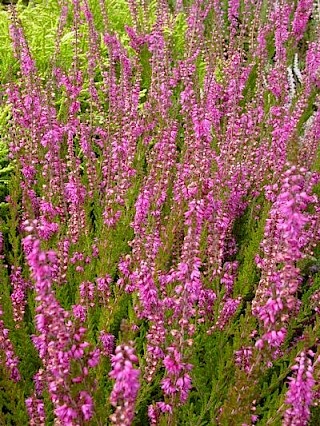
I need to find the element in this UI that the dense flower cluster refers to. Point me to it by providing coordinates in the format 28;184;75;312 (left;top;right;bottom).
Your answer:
25;395;46;426
22;226;98;425
0;307;20;382
109;343;140;425
253;167;319;355
1;0;320;424
284;351;316;425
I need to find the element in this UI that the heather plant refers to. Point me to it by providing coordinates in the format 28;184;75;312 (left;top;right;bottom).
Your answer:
0;0;320;425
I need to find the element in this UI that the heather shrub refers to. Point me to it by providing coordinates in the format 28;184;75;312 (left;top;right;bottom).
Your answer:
0;0;320;425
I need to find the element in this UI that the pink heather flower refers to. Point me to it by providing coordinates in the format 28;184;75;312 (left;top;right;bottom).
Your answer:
163;350;184;375
283;352;315;425
176;373;192;403
78;391;94;421
148;402;173;425
9;23;36;76
161;346;193;404
87;348;101;368
228;0;240;29
148;404;159;425
99;331;115;356
235;347;253;373
161;377;178;395
0;307;20;381
253;167;319;357
54;404;78;425
156;401;172;413
72;305;87;322
311;289;320;313
38;216;59;240
109;343;140;425
92;243;99;257
96;275;112;303
125;25;146;51
252;415;259;423
39;200;62;218
10;266;30;325
22;233;98;424
291;0;314;43
221;261;239;297
21;164;37;180
208;297;241;333
79;281;95;307
65;177;86;205
306;41;320;88
26;395;46;426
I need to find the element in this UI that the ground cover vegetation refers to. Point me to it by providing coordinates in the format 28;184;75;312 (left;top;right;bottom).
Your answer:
0;0;320;424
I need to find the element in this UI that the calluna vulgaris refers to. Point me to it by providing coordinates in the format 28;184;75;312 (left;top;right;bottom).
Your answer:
0;0;320;424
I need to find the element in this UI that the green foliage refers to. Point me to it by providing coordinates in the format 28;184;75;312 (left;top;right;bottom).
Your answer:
163;12;188;59
0;8;14;82
0;140;12;218
234;199;269;300
0;0;62;79
0;365;28;425
0;105;13;208
103;0;132;34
